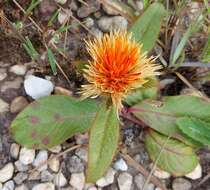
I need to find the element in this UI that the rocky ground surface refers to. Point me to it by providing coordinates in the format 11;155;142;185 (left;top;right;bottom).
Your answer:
0;0;210;190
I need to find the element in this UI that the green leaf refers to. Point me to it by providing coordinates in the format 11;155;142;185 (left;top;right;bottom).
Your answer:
171;15;203;65
47;48;57;75
145;130;198;176
11;95;98;149
177;117;210;145
125;77;158;105
87;101;119;182
132;95;210;146
129;3;166;52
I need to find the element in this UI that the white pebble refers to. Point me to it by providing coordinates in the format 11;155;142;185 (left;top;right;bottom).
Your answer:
69;173;85;190
2;180;15;190
153;167;171;179
24;75;54;100
19;147;35;165
32;183;55;190
96;168;116;187
58;10;69;24
15;184;28;190
10;143;20;159
113;158;128;171
0;163;14;183
48;156;60;173
185;164;202;180
117;172;133;190
48;145;61;153
10;65;26;75
55;0;67;4
33;150;48;171
54;173;67;187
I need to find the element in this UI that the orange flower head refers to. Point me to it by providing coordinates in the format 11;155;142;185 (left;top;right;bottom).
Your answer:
81;31;161;111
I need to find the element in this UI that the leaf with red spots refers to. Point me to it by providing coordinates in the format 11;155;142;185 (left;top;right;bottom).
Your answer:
10;95;98;149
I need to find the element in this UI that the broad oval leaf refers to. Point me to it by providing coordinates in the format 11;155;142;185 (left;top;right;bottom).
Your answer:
177;117;210;145
129;3;166;52
87;101;119;183
11;95;98;149
132;95;210;146
145;130;198;176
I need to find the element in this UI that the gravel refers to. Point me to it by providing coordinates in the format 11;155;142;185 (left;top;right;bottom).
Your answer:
172;178;192;190
113;158;128;171
32;150;48;171
69;172;85;190
117;172;133;190
96;168;116;187
0;163;14;183
19;147;35;165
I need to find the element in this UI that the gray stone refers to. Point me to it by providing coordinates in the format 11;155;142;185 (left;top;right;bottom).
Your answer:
33;150;48;171
0;68;7;81
14;161;29;172
2;180;15;190
66;155;84;173
0;98;9;113
15;184;29;190
19;147;35;165
55;0;67;4
90;27;103;38
172;178;192;190
10;96;28;113
69;172;85;190
32;183;55;190
98;16;128;32
77;0;100;18
96;168;116;187
1;77;23;93
113;158;128;171
117;172;133;190
134;173;154;190
84;17;94;28
10;65;27;75
54;172;67;187
102;0;119;15
48;145;62;153
10;143;20;159
0;163;14;183
28;171;40;181
75;148;88;162
41;170;54;182
14;172;28;185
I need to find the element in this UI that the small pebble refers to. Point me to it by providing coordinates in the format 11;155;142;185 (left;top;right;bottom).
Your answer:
14;161;29;172
96;168;116;187
58;10;69;24
66;155;84;173
24;75;54;100
15;184;28;190
172;178;192;190
33;150;48;171
153;167;171;179
10;96;28;113
102;0;119;15
10;143;20;159
134;173;154;190
1;77;23;93
0;68;7;81
113;158;128;171
84;17;94;28
0;163;14;183
48;145;62;153
2;180;15;190
14;172;28;185
28;171;40;181
98;16;128;32
48;156;60;173
75;133;88;145
75;148;88;162
69;172;85;190
41;170;54;182
185;164;202;180
19;147;35;165
32;183;55;190
55;0;67;4
54;87;72;96
0;98;9;113
54;172;67;187
117;172;133;190
10;65;26;75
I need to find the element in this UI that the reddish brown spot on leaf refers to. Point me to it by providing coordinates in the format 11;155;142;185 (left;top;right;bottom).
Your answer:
31;101;40;109
29;116;40;125
42;137;50;145
53;113;61;121
31;129;38;139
